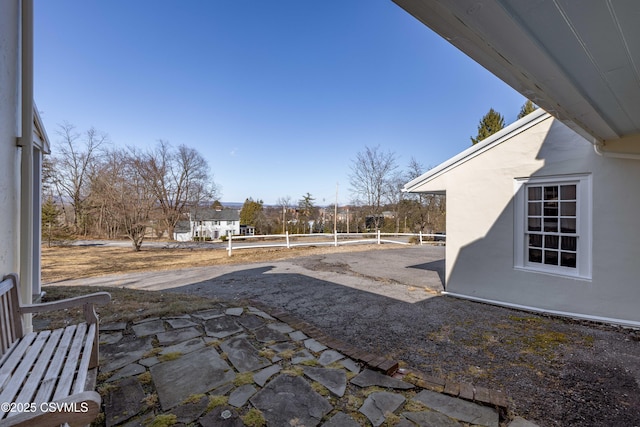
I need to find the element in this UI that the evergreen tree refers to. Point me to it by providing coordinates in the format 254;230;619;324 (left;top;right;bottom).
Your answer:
240;198;264;227
298;193;316;233
470;108;505;145
42;197;72;246
517;99;537;119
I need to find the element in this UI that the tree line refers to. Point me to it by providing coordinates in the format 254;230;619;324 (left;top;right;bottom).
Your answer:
43;122;218;251
238;147;446;237
43;123;447;250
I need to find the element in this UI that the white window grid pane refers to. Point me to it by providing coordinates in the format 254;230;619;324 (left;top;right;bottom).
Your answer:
526;183;578;268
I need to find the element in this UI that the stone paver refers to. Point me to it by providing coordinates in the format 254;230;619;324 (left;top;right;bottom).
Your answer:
304;338;328;352
131;319;165;337
413;389;499;427
317;349;345;366
228;384;257;407
156;327;201;346
204;316;243;338
150;347;235;410
403;410;464;427
104;377;145;427
359;391;406;427
303;366;347;397
250;374;333;427
166;317;198;329
97;302;534;427
253;364;282;387
220;336;271;372
351;368;413;389
323;411;361;427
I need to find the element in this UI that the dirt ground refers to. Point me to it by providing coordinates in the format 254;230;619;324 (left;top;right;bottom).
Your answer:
42;243;640;426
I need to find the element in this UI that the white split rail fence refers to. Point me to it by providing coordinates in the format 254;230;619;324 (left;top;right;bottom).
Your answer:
226;231;444;256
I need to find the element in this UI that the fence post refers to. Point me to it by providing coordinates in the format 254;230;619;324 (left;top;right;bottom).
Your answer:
377;229;381;245
419;231;423;245
227;234;232;257
286;231;290;249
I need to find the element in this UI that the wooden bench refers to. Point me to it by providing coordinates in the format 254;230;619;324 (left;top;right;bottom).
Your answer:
0;273;110;427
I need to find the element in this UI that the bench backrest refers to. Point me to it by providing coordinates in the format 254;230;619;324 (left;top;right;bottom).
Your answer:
0;274;24;358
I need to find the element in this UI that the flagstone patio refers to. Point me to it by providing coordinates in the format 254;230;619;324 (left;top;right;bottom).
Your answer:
97;302;521;427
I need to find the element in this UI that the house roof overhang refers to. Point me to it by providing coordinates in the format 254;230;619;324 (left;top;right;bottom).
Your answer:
403;108;550;193
392;0;640;152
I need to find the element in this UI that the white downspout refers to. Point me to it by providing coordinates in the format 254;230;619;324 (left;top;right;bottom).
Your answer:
18;0;34;332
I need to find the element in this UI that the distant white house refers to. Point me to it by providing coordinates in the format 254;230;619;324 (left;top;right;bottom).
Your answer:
173;208;241;241
404;109;640;327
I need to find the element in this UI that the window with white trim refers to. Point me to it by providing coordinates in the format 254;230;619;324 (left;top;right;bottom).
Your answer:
514;174;591;279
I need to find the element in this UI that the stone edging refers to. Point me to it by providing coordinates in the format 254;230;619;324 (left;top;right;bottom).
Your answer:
251;300;509;415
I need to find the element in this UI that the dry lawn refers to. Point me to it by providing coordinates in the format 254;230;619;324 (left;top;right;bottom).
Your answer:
41;242;405;283
39;242;407;327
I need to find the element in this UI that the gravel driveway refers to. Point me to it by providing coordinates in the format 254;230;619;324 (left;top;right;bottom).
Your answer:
67;245;640;426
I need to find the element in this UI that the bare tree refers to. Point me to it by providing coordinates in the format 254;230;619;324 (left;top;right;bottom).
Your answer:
93;149;156;250
276;196;292;233
349;145;398;230
135;141;217;239
404;157;446;234
51;122;108;235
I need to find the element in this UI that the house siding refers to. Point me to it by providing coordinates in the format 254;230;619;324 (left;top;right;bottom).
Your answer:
409;113;640;325
0;2;21;276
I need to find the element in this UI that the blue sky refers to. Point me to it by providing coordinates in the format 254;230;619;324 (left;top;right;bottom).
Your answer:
34;0;526;206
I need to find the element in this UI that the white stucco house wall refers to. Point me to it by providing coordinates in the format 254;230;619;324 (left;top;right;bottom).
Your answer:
1;0;50;331
404;109;640;327
173;209;241;241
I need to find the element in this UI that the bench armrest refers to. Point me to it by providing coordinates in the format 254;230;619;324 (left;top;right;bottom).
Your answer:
0;391;101;427
20;292;111;324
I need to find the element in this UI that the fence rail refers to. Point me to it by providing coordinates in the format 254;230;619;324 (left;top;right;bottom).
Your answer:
226;231;444;256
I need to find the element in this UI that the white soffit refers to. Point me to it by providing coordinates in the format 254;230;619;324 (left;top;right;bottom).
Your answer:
392;0;640;144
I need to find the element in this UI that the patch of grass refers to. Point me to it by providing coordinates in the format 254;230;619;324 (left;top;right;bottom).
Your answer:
310;381;330;397
97;371;113;382
277;349;295;359
92;412;105;426
258;348;276;359
97;383;117;397
138;371;153;385
233;372;254;386
183;393;206;404
362;386;385;397
38;286;220;328
142;393;158;408
299;359;319;367
403;399;428;412
281;366;304;377
206;395;228;413
145;414;177;427
345;394;363;411
241;408;266;427
158;352;182;362
143;347;163;359
382;411;401;426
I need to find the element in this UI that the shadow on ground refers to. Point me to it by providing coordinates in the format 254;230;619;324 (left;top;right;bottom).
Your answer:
166;263;640;427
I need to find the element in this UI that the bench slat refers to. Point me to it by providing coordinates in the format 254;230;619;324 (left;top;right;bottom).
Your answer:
14;328;64;405
0;331;50;416
53;323;87;401
0;333;37;392
1;298;12;355
33;325;77;403
72;323;96;395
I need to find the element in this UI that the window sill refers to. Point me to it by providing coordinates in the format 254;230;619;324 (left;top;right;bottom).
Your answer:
514;265;592;281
